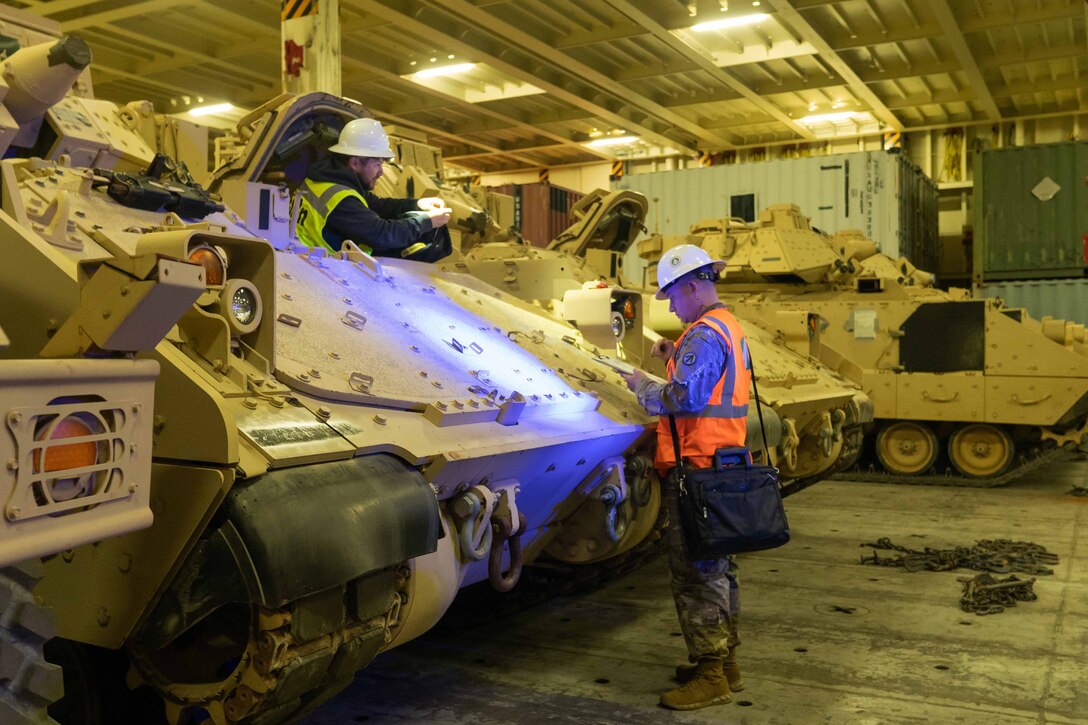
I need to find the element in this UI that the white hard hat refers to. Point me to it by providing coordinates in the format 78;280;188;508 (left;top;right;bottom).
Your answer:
328;117;394;159
655;244;725;299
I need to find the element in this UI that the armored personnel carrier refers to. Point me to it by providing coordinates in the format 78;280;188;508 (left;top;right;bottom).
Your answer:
0;261;200;723
447;188;873;486
640;203;1088;484
0;29;684;725
0;21;208;723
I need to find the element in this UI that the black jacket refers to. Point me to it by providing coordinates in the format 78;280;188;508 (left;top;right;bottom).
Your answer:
306;157;437;257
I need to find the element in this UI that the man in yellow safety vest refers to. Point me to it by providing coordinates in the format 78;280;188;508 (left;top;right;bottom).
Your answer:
295;117;453;261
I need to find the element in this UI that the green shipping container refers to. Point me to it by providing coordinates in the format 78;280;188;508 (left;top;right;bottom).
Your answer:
974;140;1088;281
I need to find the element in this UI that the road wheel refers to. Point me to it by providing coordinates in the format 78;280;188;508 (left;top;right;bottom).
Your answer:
875;422;938;475
948;424;1014;478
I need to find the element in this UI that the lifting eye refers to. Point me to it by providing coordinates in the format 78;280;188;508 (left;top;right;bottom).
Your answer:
188;246;226;286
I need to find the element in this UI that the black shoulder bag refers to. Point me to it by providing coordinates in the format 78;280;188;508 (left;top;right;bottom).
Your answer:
668;352;790;557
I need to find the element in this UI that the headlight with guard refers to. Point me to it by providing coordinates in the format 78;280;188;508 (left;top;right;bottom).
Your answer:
219;279;262;335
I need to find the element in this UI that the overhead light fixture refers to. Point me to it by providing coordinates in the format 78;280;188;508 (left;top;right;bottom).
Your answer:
690;13;769;32
189;102;234;117
414;62;476;79
585;135;639;148
800;111;858;124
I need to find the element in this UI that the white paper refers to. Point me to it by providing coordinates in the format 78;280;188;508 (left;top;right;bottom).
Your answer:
853;309;877;340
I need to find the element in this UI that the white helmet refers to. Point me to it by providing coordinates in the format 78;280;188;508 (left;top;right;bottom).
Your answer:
655;244;725;299
328;117;394;159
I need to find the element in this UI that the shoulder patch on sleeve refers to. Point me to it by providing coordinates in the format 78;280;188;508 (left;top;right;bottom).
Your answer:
682;351;697;366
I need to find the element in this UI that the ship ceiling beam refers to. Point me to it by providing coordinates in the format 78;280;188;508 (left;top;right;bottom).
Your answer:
424;0;722;149
85;34;273;93
352;0;700;155
55;0;191;31
335;52;612;166
925;0;1000;121
959;3;1084;33
762;0;902;131
601;0;817;143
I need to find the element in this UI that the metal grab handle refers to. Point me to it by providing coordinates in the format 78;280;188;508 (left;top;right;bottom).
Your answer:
344;242;385;280
598;483;628;543
1012;393;1052;406
818;408;848;457
781;418;799;470
452;490;494;562
488;512;527;593
921;391;959;403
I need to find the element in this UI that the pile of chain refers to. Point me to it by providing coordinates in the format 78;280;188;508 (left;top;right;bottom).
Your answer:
859;537;1059;616
958;573;1037;615
859;537;1058;575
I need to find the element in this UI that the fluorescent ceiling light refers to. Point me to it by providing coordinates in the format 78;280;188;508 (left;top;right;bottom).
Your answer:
189;102;233;117
800;111;858;124
414;63;476;79
585;135;640;148
690;13;770;32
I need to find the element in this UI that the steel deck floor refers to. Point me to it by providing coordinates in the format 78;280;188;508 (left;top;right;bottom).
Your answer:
304;455;1088;724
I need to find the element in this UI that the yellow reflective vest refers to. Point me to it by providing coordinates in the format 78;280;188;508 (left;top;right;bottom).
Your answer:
295;178;372;253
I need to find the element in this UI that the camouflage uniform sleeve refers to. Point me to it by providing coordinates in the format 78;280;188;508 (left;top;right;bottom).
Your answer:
635;326;728;416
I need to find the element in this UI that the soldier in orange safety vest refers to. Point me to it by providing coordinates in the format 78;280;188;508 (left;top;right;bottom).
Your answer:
621;243;751;712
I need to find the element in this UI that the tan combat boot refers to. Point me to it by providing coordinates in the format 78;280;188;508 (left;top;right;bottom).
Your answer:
674;647;744;691
659;655;732;710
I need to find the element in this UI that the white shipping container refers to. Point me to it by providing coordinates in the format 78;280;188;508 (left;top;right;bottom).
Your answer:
614;151;937;268
981;279;1088;325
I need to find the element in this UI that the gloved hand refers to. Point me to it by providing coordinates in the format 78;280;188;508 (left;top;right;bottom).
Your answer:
417;197;446;211
426;206;453;229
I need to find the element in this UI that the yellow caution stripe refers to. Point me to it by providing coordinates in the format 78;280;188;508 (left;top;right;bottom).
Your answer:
282;0;317;21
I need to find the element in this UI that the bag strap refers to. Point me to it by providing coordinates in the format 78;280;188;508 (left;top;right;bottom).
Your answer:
748;348;770;463
667;413;686;495
668;337;771;486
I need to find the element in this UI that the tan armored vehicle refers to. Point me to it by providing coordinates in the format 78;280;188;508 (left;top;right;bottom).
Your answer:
444;189;873;487
0;24;207;723
641;204;1088;484
0;27;691;725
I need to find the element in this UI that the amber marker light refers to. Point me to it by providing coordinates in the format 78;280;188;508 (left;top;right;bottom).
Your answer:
33;416;98;473
188;246;225;286
623;298;636;319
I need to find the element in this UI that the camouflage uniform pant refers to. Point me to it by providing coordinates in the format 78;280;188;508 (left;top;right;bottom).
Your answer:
665;471;740;660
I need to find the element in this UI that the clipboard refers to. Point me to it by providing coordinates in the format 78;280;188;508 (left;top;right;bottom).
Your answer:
596;357;667;384
597;356;637;375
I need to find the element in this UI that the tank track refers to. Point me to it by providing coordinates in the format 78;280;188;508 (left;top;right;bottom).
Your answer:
0;562;62;725
128;593;400;725
831;442;1076;488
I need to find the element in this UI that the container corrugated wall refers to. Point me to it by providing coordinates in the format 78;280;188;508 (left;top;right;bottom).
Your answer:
613;151;937;268
982;279;1088;324
974;140;1088;280
488;182;584;247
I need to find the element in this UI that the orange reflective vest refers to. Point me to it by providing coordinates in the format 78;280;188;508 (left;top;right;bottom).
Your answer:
655;307;751;472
